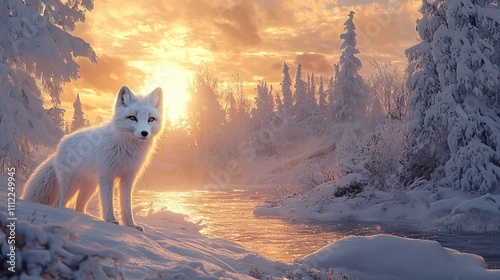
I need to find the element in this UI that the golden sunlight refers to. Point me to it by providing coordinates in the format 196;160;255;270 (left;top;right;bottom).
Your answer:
143;64;192;123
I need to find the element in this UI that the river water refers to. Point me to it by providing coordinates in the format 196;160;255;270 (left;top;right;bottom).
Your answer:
136;187;500;269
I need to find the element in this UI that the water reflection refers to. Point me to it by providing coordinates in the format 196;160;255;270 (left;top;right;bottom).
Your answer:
135;188;500;268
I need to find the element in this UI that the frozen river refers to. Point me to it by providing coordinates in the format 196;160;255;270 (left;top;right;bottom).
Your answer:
136;187;500;268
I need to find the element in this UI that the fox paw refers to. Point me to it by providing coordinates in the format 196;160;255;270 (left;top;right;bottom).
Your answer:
107;219;119;225
129;224;144;232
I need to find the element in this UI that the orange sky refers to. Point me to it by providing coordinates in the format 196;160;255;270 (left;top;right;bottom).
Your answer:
60;0;421;124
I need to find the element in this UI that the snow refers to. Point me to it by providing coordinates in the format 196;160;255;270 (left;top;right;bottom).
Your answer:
254;183;500;235
300;234;500;280
0;183;497;279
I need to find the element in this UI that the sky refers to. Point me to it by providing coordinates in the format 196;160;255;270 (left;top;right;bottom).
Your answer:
60;0;421;123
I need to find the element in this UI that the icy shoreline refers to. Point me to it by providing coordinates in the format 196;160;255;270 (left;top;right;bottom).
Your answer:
254;182;500;234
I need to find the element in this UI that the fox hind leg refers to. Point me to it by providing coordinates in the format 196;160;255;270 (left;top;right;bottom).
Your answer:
75;177;98;214
56;174;78;209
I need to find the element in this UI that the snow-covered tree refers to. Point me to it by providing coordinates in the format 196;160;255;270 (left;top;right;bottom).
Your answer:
225;90;238;124
225;71;251;127
275;91;284;116
0;0;96;173
46;106;66;130
330;11;368;122
187;65;226;148
326;76;335;116
369;61;407;121
251;81;275;126
308;73;317;106
318;75;328;114
403;0;500;194
71;93;86;132
280;62;294;113
293;63;310;122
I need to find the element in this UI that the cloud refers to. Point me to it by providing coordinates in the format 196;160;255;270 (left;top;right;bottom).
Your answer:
294;53;333;73
61;0;421;121
72;54;146;94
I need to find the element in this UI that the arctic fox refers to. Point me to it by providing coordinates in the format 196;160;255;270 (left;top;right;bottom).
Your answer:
22;86;163;231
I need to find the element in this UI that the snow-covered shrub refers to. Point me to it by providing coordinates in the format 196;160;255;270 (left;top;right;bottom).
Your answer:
368;119;408;190
0;214;124;279
330;128;372;188
281;263;351;280
143;262;218;280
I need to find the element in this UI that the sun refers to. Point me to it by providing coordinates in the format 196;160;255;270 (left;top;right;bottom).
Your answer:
143;64;192;123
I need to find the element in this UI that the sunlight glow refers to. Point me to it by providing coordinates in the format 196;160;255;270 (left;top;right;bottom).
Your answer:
143;64;192;123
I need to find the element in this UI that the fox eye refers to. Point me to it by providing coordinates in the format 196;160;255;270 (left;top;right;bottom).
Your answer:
128;116;137;121
148;117;155;122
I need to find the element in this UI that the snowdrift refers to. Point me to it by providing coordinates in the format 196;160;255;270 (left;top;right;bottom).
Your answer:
300;235;500;280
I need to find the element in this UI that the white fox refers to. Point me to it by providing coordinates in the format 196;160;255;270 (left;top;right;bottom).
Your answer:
22;86;163;231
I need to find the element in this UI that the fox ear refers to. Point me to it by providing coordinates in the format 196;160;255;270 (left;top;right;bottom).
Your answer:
149;87;163;109
116;86;134;108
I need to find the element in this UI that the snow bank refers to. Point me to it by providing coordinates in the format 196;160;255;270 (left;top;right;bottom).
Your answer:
300;234;500;280
255;183;500;234
0;213;124;279
443;194;500;233
254;182;433;222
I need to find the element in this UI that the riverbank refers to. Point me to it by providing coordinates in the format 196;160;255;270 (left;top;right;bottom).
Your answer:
254;182;500;234
2;182;499;279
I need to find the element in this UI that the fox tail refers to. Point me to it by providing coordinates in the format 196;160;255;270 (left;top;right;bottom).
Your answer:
22;157;59;206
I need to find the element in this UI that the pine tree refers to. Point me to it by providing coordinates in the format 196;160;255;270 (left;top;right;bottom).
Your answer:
280;62;294;113
293;63;309;122
46;106;66;130
318;75;328;114
275;91;284;116
309;73;317;106
0;0;95;172
327;76;335;115
403;0;500;194
330;11;368;122
252;81;274;125
71;93;86;132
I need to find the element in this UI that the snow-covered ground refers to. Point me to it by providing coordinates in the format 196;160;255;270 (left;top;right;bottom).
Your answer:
1;182;499;279
254;182;500;234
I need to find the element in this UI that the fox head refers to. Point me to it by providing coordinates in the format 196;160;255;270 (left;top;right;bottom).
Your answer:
112;86;163;141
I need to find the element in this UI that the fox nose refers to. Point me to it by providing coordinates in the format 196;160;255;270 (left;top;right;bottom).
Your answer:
141;131;148;137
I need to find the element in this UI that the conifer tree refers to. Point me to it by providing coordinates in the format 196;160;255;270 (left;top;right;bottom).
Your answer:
280;62;294;113
0;0;95;172
403;0;500;194
71;93;86;132
318;75;328;114
330;11;368;122
293;63;309;122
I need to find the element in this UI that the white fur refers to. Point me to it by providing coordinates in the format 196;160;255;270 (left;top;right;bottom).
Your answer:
22;86;163;231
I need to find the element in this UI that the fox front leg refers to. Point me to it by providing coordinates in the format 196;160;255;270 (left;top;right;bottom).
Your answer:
120;175;143;232
99;176;118;225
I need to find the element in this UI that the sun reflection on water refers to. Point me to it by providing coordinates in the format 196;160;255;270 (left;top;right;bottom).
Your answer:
134;187;350;263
